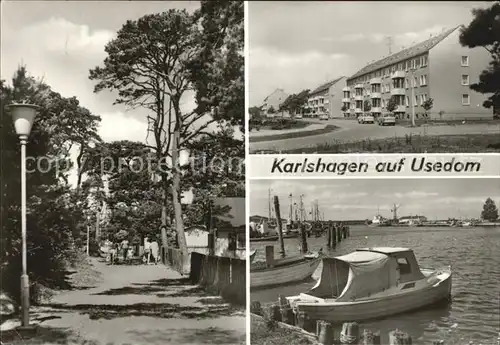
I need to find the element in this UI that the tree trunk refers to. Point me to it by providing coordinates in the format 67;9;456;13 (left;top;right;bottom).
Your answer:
160;179;168;250
171;126;188;256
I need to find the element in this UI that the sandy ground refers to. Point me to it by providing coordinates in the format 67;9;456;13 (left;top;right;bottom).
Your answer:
1;259;246;345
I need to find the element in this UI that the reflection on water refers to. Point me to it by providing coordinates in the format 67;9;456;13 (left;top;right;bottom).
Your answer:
250;226;500;344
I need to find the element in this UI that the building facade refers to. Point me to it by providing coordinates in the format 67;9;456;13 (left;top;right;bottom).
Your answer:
304;77;347;118
261;88;289;116
344;26;493;120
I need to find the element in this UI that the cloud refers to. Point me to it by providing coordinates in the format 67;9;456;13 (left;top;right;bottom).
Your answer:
382;191;440;199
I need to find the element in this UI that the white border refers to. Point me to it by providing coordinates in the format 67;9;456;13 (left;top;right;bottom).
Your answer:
244;1;250;343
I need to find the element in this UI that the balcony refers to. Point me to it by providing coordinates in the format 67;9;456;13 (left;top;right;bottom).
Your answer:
370;92;382;99
354;95;363;101
324;100;330;105
371;107;382;113
391;88;405;96
355;108;363;113
342;98;351;103
395;105;406;113
391;71;406;79
354;84;364;89
342;86;351;92
370;77;382;85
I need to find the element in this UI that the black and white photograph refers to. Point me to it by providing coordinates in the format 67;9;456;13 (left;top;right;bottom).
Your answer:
1;1;245;344
249;179;500;345
248;2;500;154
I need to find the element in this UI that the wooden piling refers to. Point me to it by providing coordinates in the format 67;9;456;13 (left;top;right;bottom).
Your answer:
250;301;263;316
337;224;342;243
317;321;334;345
340;322;359;344
361;329;381;345
343;226;347;239
266;304;282;323
389;329;412;344
331;224;337;247
278;295;294;325
299;223;308;253
273;196;286;258
296;311;310;330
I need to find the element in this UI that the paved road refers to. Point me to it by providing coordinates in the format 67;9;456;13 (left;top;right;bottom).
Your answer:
5;259;245;345
249;118;500;152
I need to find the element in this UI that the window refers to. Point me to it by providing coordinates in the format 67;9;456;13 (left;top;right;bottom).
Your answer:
420;95;425;104
405;78;409;89
462;94;470;105
382;99;385;107
402;282;416;290
461;56;469;67
422;55;428;67
420;75;427;86
415;95;419;105
398;63;403;71
462;74;469;86
397;258;412;275
405;96;409;107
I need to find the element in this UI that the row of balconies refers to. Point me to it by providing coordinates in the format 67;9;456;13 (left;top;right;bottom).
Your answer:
345;70;417;90
342;87;407;102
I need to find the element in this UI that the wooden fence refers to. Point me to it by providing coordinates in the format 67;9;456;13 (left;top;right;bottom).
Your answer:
162;246;190;275
190;252;246;305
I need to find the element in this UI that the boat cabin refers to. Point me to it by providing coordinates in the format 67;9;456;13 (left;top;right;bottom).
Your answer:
309;247;425;301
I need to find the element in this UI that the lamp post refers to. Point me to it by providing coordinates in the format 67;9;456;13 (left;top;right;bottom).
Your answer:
7;103;39;328
86;215;91;256
410;68;416;127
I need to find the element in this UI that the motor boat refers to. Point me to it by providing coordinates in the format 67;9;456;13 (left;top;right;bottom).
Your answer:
251;247;321;289
286;247;452;323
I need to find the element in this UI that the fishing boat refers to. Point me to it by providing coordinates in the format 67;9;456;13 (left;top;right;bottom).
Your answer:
250;248;321;289
286;247;452;323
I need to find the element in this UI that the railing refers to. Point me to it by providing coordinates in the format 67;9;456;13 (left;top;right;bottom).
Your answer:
163;246;190;275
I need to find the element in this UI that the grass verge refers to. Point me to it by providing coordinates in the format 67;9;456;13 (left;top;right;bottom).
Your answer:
250;125;340;143
250;314;316;345
282;133;500;153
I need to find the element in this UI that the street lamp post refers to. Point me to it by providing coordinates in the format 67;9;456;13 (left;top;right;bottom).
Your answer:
7;103;39;329
86;215;91;256
410;68;416;127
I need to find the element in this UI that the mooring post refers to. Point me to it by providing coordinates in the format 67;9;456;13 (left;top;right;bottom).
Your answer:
317;321;334;345
278;295;294;325
267;304;281;323
343;225;347;239
340;322;359;344
361;329;381;345
389;330;412;344
337;224;342;243
331;223;337;248
299;223;308;253
297;311;310;330
250;301;263;315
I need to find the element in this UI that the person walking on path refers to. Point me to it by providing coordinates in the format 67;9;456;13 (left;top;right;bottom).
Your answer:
143;237;151;264
150;239;160;265
121;238;129;263
109;243;117;265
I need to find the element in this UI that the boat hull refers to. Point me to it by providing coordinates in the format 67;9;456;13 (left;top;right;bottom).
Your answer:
288;268;452;323
251;258;320;289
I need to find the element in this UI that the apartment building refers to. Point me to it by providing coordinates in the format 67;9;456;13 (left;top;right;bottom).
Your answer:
261;88;289;117
304;77;347;118
343;26;493;120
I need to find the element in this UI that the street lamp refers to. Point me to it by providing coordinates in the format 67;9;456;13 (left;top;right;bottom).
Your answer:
409;68;417;127
7;103;39;329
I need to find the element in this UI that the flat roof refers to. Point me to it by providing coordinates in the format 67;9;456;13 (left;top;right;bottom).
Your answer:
357;247;411;254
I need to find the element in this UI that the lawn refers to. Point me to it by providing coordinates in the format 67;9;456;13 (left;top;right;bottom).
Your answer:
249;125;340;143
282;133;500;154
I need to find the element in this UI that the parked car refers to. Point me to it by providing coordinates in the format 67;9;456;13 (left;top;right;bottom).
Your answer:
358;114;374;124
378;114;396;126
295;114;303;119
319;114;329;121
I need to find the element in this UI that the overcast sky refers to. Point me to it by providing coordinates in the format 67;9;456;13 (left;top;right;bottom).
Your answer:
250;179;500;221
248;1;491;106
1;0;218;191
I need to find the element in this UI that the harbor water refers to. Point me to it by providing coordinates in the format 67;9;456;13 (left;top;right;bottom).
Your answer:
250;226;500;344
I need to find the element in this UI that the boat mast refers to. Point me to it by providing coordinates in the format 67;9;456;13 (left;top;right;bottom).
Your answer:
274;195;286;258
